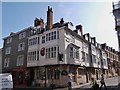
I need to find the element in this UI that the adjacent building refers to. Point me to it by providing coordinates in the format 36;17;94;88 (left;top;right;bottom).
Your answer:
113;1;120;75
0;48;2;73
2;26;35;86
101;43;120;76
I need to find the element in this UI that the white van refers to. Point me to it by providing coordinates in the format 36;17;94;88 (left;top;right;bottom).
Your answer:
0;73;13;90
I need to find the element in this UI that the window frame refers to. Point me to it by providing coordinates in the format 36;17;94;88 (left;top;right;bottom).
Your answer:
4;58;10;68
5;47;11;55
19;32;26;39
7;38;12;44
17;55;24;66
18;42;25;51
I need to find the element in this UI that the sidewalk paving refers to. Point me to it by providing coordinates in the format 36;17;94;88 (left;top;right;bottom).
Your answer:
14;76;120;90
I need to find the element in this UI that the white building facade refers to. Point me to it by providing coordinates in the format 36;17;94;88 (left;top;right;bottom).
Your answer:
27;24;108;87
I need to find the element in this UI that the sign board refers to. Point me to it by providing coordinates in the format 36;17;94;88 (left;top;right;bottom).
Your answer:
0;73;13;89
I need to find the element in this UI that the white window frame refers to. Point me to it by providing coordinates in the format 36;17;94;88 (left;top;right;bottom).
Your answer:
51;47;54;58
46;47;57;59
17;55;24;66
75;49;79;59
5;47;11;55
70;47;74;58
42;36;45;43
46;33;49;41
4;58;10;68
7;38;12;44
19;32;26;39
54;31;56;39
18;42;25;51
53;47;56;58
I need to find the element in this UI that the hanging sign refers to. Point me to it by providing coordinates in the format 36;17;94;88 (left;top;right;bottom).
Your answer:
40;47;45;56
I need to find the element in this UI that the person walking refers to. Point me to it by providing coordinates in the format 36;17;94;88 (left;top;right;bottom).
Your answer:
90;77;99;90
67;76;72;90
100;74;107;90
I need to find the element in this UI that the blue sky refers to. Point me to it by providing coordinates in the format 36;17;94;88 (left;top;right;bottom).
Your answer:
1;1;119;50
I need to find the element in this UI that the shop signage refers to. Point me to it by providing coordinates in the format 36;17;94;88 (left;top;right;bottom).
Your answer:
40;47;45;56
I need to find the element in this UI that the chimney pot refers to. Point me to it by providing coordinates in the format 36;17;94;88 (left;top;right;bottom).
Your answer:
34;17;44;28
60;18;64;24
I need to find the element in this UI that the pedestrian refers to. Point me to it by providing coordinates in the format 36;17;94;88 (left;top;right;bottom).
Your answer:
67;76;72;90
50;78;55;90
90;77;99;90
100;74;107;90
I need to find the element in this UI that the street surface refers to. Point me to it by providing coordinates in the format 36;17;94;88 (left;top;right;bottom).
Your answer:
55;76;120;90
13;76;120;90
74;76;120;90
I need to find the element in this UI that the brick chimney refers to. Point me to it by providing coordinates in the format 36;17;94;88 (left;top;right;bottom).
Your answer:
47;6;53;30
34;17;44;28
76;24;83;36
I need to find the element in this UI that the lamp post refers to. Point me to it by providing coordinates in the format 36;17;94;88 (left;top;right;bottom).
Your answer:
44;65;46;87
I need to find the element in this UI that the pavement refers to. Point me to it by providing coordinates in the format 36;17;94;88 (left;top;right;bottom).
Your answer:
55;76;120;90
13;76;120;90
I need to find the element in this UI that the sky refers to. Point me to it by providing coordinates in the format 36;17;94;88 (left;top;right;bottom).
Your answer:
1;0;119;50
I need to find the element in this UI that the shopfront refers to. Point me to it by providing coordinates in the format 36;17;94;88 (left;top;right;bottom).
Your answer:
12;68;30;86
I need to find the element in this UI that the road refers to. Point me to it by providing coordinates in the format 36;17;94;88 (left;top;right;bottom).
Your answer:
73;76;120;90
14;76;120;90
55;76;120;90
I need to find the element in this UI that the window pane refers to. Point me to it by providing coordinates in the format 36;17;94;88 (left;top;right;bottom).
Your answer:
70;47;73;58
54;31;56;39
42;36;45;43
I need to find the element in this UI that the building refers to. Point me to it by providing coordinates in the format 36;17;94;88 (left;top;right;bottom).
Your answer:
101;43;119;76
2;6;114;87
26;6;108;87
113;0;120;75
83;34;108;81
0;48;2;73
113;1;120;52
2;26;35;86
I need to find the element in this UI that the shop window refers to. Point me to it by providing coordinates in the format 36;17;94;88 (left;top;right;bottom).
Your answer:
54;69;60;79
